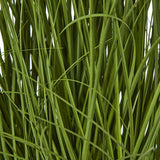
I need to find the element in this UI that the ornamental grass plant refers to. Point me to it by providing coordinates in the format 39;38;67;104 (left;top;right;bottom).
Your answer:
0;0;160;159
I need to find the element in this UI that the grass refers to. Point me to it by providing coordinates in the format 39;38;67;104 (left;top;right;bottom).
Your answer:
0;0;160;159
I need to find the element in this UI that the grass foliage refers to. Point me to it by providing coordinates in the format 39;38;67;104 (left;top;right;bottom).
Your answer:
0;0;160;159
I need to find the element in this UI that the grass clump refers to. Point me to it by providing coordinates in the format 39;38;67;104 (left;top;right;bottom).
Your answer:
0;0;160;159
